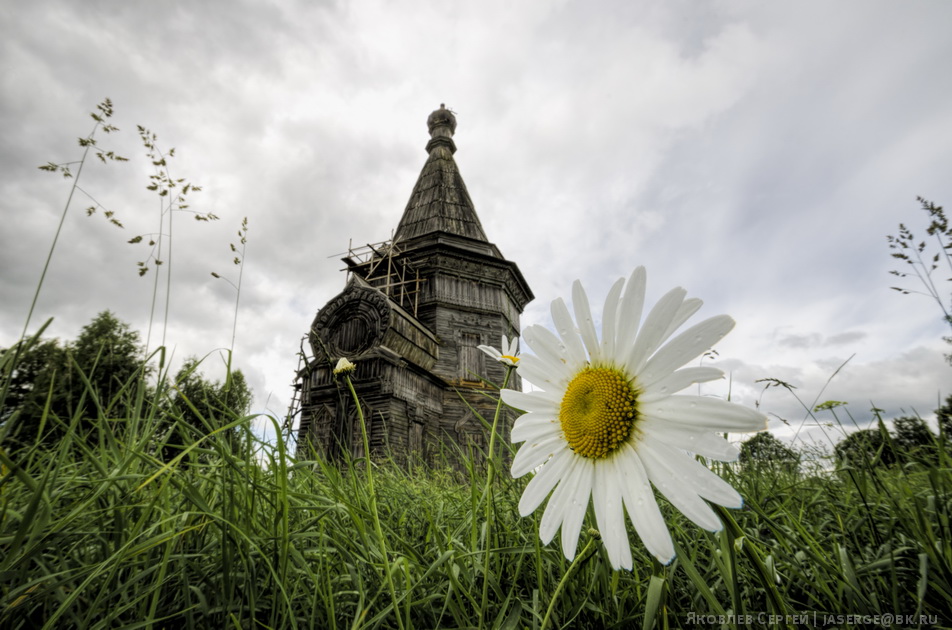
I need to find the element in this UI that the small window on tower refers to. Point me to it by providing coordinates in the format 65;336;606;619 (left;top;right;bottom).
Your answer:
458;332;482;382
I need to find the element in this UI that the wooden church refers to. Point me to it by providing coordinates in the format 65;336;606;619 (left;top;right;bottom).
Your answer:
296;105;534;464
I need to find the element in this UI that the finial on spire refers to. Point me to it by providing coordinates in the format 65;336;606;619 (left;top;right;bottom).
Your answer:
427;104;457;136
425;104;457;154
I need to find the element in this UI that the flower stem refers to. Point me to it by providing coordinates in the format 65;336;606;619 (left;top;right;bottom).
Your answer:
22;125;97;341
230;231;246;356
541;537;598;630
343;374;406;630
479;365;514;624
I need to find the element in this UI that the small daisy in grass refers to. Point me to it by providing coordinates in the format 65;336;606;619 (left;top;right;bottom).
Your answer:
478;335;521;367
501;267;767;570
333;357;355;374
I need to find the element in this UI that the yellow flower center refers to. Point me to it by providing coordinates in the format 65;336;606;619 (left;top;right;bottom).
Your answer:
559;367;638;459
501;355;520;364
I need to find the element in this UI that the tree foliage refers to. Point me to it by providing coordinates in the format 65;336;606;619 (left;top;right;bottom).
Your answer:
937;394;952;441
170;359;252;427
1;337;67;430
739;432;800;471
834;408;949;468
2;312;256;460
891;415;935;456
1;311;148;449
162;358;253;460
835;425;897;467
70;311;147;405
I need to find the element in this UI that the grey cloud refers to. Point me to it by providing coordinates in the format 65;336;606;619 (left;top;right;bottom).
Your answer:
774;330;867;350
826;331;867;346
777;333;823;349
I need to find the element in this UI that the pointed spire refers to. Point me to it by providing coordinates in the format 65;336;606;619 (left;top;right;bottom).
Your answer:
392;105;491;245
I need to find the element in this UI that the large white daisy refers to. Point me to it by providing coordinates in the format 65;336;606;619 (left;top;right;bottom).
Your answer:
500;267;767;570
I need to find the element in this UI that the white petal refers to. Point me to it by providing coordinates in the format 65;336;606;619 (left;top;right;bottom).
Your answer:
477;345;502;360
640;396;768;433
560;458;594;560
638;316;735;390
551;298;588;367
663;297;703;341
524;386;564;405
600;277;625;360
522;326;572;379
642;435;743;508
640;366;725;402
640;419;741;461
624;287;686;375
518;448;574;514
511;434;565;476
637;440;722;531
519;355;570;390
539;457;581;544
616;444;675;563
572;280;601;362
510;414;560;443
501;389;561;414
503;335;517;357
614;267;647;357
593;457;632;570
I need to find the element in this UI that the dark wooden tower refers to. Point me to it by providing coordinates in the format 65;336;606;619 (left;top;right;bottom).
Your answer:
296;106;534;465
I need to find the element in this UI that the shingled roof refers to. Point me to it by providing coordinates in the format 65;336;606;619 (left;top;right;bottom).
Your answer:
392;105;491;245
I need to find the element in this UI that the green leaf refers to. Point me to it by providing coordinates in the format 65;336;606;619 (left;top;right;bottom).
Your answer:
642;574;665;630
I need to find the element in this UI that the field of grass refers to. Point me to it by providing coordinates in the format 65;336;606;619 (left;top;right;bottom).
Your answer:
1;370;949;629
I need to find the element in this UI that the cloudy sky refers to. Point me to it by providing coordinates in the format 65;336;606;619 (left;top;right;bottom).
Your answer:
2;0;950;452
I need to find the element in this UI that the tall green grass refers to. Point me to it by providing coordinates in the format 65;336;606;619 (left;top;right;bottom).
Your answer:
1;365;949;628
